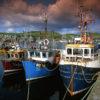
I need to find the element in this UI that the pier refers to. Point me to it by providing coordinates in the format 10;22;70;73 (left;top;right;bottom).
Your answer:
87;72;100;100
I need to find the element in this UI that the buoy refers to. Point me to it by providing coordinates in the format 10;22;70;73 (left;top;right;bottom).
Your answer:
53;51;61;64
43;39;49;45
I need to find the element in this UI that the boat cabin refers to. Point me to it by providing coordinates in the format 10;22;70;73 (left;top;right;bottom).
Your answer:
62;44;98;62
27;50;55;62
0;49;26;61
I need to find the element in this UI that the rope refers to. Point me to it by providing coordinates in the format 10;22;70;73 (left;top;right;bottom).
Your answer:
27;80;31;100
62;83;68;100
44;63;59;72
76;56;99;100
81;67;97;84
62;61;78;100
44;53;61;72
81;79;97;100
79;59;97;84
62;57;97;100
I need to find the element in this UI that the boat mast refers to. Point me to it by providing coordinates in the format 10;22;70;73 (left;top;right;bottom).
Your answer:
77;0;94;44
43;12;48;39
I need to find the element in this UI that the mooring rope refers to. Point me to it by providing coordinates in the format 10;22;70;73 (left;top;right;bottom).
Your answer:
27;80;31;100
26;60;31;100
79;58;98;84
62;61;78;100
77;56;99;100
81;66;98;84
44;63;59;72
44;52;61;72
81;78;98;100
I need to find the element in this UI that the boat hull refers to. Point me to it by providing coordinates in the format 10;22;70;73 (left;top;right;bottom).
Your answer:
59;64;99;96
2;61;23;76
22;60;56;81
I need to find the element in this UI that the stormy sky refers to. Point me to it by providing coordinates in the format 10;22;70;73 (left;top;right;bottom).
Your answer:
0;0;100;33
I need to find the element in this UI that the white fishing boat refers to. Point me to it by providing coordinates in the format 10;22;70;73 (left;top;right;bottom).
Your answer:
59;2;100;96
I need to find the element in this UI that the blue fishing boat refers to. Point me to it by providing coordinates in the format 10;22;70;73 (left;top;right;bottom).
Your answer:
22;41;59;81
21;12;60;82
59;4;100;96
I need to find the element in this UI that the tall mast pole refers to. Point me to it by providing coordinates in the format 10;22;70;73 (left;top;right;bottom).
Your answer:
43;12;48;39
77;0;93;44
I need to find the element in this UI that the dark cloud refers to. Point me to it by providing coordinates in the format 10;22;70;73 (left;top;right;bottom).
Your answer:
26;0;57;6
0;0;99;32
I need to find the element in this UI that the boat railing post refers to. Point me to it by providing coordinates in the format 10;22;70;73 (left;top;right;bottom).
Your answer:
97;49;99;57
93;53;96;60
69;57;71;62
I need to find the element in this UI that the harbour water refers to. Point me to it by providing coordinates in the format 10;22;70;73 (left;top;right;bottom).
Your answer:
0;72;100;100
0;70;59;100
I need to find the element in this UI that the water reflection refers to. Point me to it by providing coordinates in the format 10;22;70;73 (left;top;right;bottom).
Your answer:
0;72;97;100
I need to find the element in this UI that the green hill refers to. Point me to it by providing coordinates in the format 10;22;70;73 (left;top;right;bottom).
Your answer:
0;31;100;40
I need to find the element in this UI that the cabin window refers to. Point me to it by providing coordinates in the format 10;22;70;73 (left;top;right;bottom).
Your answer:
7;54;10;58
30;51;34;57
19;53;24;58
84;49;89;55
49;52;53;57
42;52;47;58
35;51;40;57
73;49;83;55
67;48;72;54
94;47;98;53
91;49;94;54
0;54;3;60
19;53;22;58
15;54;18;58
11;54;14;57
25;52;28;58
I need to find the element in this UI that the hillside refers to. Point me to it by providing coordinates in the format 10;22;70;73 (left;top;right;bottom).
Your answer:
0;32;100;40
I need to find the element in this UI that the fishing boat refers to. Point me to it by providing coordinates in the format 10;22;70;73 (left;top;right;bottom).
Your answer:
21;12;60;82
0;43;26;88
0;41;25;75
22;41;59;81
59;3;100;96
2;50;25;76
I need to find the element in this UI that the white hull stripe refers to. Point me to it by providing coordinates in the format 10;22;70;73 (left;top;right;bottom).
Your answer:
67;87;89;95
4;69;22;73
26;75;50;81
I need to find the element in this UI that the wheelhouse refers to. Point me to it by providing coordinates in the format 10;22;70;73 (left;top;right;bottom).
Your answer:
62;44;98;62
27;50;55;62
0;49;26;61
